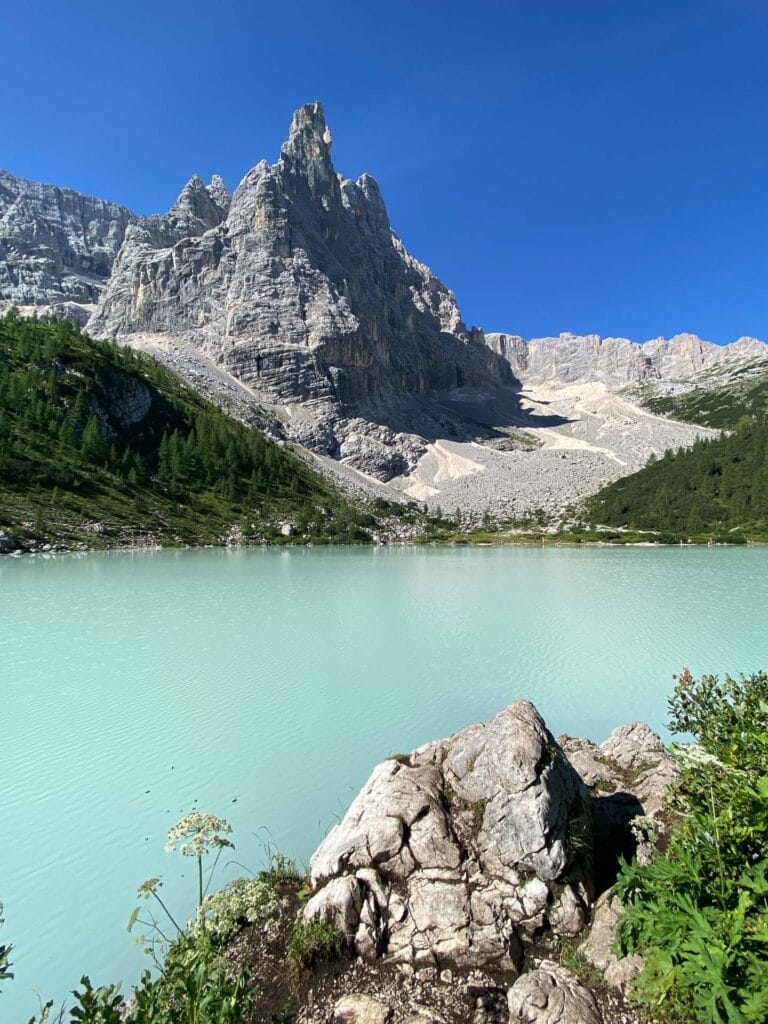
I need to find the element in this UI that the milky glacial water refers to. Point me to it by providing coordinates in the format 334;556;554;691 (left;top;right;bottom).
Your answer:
2;546;767;1019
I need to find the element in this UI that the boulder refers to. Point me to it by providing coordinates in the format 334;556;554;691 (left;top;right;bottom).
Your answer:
559;721;677;888
307;701;592;969
0;530;19;554
303;875;364;941
334;994;391;1024
506;961;602;1024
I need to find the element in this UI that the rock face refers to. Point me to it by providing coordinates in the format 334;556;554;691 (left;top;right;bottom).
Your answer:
577;891;643;992
0;169;137;323
305;701;593;970
485;331;768;390
88;103;511;473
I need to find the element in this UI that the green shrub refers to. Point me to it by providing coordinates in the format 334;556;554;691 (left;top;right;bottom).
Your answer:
615;670;768;1023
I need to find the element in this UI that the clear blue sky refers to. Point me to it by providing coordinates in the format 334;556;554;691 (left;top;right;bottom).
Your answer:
3;1;767;343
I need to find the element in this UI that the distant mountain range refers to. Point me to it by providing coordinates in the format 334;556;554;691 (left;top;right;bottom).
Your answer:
2;102;767;519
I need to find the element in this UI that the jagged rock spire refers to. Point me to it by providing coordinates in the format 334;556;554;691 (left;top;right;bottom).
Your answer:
206;174;231;214
170;174;227;234
278;101;336;197
88;99;512;483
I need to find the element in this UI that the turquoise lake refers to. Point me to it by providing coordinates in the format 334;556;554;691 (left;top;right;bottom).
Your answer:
2;546;767;1019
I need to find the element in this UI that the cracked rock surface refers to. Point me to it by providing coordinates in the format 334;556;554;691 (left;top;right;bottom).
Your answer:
306;701;592;970
0;168;136;322
251;702;677;1024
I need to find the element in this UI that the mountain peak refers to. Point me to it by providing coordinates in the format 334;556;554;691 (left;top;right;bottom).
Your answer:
287;101;332;147
206;174;231;213
170;174;227;233
279;102;335;195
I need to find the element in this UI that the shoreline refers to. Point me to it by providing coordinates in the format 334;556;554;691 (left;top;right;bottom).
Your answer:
2;534;764;558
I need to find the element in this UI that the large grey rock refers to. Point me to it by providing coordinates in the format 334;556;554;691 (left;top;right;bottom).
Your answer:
306;701;592;969
559;722;676;892
559;722;677;820
597;722;678;819
0;169;137;319
506;961;602;1024
87;103;512;477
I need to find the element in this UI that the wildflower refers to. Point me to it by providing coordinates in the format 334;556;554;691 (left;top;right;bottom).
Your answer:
136;877;162;898
629;815;665;844
671;744;728;771
164;813;234;857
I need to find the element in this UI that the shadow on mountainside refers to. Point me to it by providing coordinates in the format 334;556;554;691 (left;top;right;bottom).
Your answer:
355;385;575;444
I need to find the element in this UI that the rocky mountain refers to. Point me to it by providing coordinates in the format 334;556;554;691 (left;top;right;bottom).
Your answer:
3;105;765;517
485;331;768;391
0;169;137;324
88;103;512;476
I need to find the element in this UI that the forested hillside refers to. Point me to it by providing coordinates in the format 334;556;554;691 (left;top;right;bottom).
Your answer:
587;418;768;539
638;371;768;428
0;313;378;547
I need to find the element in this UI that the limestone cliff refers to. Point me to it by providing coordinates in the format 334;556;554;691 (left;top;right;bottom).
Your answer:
485;331;768;390
0;169;137;323
88;104;512;451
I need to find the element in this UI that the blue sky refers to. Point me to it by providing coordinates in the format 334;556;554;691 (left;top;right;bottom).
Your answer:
2;1;767;343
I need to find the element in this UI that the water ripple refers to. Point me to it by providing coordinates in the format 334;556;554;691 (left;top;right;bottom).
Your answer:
2;546;767;1019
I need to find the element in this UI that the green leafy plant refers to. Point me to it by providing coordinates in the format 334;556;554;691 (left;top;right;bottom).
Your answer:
122;813;257;1023
615;670;768;1023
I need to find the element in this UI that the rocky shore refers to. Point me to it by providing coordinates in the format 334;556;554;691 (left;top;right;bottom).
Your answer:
236;701;677;1024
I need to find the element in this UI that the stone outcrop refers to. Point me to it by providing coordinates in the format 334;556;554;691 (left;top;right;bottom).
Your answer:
305;701;593;970
0;169;137;323
87;103;512;476
485;331;768;391
245;701;680;1024
297;700;678;1024
559;720;677;822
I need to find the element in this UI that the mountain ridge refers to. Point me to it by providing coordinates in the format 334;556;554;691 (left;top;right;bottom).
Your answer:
485;331;768;390
0;168;137;323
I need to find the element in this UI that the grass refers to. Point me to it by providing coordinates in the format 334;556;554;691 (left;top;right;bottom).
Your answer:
286;920;346;988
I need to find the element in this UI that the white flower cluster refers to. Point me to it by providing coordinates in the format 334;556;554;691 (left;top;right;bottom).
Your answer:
629;814;665;844
164;812;234;857
194;876;281;940
136;877;162;898
671;744;728;771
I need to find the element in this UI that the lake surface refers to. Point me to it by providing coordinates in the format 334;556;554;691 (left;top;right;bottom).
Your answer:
2;546;767;1019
